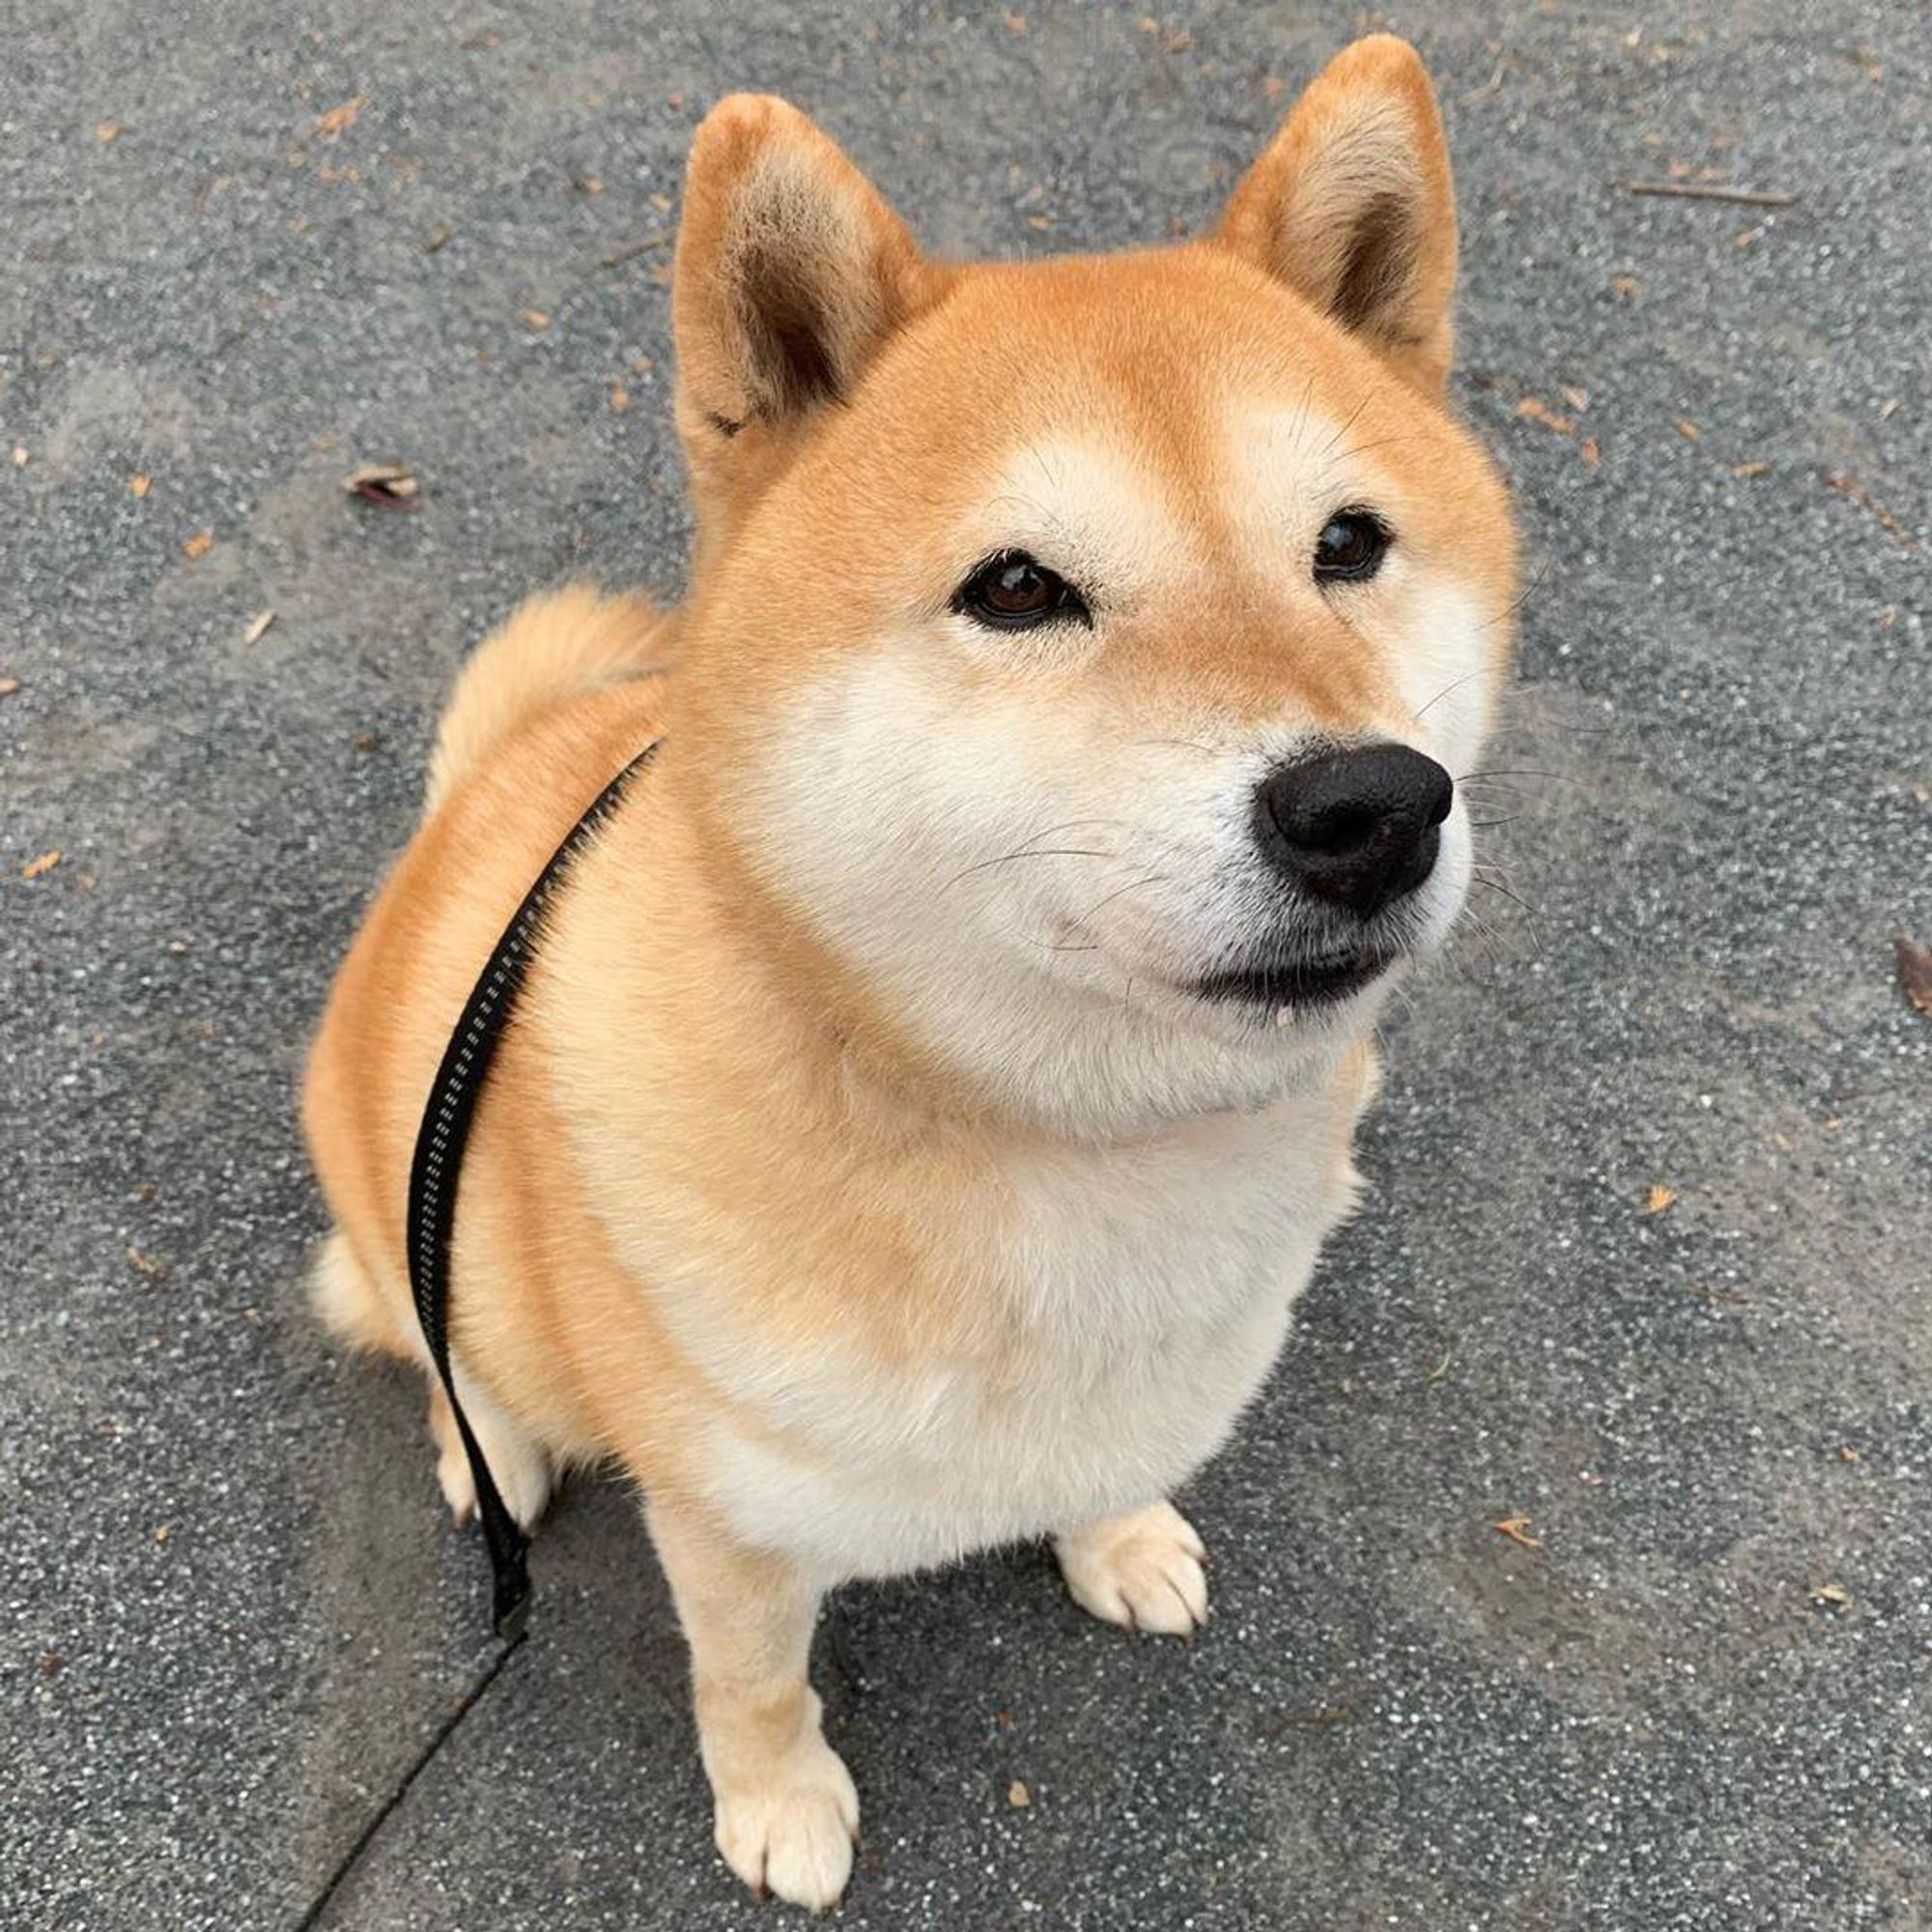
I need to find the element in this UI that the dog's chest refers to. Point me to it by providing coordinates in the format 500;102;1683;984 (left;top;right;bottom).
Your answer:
701;1096;1358;1579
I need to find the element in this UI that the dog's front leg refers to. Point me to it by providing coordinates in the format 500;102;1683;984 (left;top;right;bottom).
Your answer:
1054;1498;1209;1636
646;1499;859;1909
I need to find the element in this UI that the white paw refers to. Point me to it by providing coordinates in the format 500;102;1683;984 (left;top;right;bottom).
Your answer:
714;1738;861;1910
1055;1500;1209;1636
429;1381;554;1531
435;1428;479;1526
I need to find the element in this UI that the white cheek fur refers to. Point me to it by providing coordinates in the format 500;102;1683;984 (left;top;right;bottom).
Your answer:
1384;580;1498;778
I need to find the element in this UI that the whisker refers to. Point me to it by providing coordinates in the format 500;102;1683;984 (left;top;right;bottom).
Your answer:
1471;872;1546;928
1476;553;1554;636
1456;768;1586;787
1316;392;1373;462
946;846;1116;887
943;816;1137;890
1073;869;1173;927
1414;667;1492;723
1324;429;1454;471
1286;374;1319;464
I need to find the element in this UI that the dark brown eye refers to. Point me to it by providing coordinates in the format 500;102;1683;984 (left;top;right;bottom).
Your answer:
953;550;1089;631
1313;509;1391;584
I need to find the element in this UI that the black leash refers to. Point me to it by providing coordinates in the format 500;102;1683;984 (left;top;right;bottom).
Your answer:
405;741;659;1640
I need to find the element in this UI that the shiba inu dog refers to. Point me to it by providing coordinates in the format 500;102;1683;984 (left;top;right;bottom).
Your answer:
303;34;1516;1908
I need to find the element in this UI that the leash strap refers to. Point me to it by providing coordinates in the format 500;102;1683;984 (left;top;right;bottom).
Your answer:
405;742;660;1640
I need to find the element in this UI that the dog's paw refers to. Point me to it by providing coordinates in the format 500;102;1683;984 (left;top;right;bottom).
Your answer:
1055;1500;1209;1636
428;1381;554;1531
714;1738;861;1910
434;1425;479;1526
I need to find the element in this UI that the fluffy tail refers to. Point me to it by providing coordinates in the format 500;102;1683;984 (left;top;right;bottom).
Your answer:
424;585;671;812
309;1229;412;1358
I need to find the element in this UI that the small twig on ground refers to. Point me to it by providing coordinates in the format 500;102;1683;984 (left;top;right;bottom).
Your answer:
1825;471;1918;550
1620;180;1799;208
598;231;670;269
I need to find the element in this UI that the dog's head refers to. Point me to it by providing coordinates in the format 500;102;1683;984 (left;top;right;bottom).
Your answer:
668;37;1517;1132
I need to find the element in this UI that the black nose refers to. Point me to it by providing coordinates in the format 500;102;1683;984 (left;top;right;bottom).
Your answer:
1254;745;1453;918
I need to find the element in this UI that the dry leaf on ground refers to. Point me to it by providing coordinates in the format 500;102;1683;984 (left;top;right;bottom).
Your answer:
343;462;418;506
129;472;152;497
183;529;213;560
1896;936;1932;1017
1646;1183;1677;1213
1008;1780;1031;1807
21;850;62;880
1516;395;1576;435
0;676;19;698
311;97;365;139
243;610;276;645
1493;1516;1543;1549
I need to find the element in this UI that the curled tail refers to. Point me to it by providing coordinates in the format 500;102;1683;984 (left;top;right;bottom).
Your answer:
309;1229;412;1358
424;585;672;813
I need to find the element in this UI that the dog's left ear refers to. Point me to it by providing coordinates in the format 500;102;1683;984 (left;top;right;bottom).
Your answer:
1216;36;1459;387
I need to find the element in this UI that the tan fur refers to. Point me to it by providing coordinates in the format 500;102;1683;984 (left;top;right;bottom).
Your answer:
304;39;1517;1910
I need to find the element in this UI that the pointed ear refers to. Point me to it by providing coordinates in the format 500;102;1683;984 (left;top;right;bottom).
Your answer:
672;95;928;448
1216;36;1459;386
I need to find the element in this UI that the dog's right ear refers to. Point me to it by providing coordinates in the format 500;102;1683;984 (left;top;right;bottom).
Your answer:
672;96;929;507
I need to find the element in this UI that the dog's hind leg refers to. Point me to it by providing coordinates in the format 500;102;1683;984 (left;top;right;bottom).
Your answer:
312;1228;555;1530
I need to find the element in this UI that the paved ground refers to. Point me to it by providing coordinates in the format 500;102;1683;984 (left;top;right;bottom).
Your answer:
6;3;1929;1926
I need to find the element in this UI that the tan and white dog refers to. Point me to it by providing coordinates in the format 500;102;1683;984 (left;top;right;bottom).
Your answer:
304;35;1516;1909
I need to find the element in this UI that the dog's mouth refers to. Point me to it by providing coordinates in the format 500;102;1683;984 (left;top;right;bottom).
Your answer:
1188;944;1396;1016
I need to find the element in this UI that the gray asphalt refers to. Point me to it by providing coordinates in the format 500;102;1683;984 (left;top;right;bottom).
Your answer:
5;3;1929;1927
